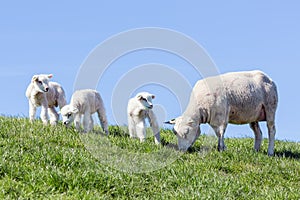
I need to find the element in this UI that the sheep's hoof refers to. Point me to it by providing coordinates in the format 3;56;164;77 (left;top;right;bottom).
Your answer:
217;145;227;152
50;121;57;126
267;151;274;156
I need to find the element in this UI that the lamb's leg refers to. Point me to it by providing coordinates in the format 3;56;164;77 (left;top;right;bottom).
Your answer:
40;102;49;125
28;101;36;122
48;107;59;126
250;122;262;152
136;118;146;142
58;93;67;109
74;114;81;131
147;110;160;144
128;115;136;138
89;116;94;131
211;124;227;151
83;111;91;133
97;109;109;135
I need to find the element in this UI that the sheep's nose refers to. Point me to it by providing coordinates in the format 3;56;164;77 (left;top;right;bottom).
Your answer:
148;105;153;109
63;121;68;125
44;87;49;92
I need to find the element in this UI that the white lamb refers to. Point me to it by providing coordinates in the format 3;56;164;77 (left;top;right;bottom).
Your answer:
60;89;109;134
127;92;160;144
25;74;67;125
166;70;278;156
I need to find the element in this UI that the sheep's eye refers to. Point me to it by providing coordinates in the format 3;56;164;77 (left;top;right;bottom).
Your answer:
67;113;72;118
141;97;147;102
37;80;42;84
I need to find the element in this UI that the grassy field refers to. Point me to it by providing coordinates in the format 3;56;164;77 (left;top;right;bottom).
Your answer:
0;116;299;199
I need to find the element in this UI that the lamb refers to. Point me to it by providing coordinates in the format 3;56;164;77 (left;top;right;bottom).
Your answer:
166;70;278;156
60;89;109;134
127;92;160;144
25;74;67;125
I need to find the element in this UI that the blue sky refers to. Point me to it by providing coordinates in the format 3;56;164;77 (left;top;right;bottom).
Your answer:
0;1;300;142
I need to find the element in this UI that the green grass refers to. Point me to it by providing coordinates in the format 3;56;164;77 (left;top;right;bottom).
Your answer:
0;116;299;199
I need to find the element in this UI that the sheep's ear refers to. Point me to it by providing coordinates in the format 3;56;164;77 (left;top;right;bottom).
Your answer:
71;107;79;113
164;118;176;125
32;75;38;82
151;94;155;99
137;95;143;100
47;74;53;79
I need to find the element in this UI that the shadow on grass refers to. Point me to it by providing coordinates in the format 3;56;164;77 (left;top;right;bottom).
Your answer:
187;145;215;154
275;150;300;160
161;139;214;154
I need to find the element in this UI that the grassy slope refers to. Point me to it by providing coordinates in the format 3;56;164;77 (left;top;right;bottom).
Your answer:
0;116;299;199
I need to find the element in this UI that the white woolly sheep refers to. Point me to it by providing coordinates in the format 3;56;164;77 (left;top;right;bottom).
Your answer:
60;89;109;134
25;74;67;125
166;70;278;156
127;92;160;144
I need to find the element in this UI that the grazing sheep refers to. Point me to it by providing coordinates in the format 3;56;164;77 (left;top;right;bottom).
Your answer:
60;89;109;134
127;92;160;144
25;74;67;125
166;70;278;156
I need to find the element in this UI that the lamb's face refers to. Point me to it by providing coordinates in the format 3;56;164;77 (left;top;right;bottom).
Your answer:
31;74;53;93
136;92;155;109
60;105;78;127
165;117;200;151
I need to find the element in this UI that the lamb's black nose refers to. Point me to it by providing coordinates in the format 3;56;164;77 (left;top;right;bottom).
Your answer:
44;87;49;92
63;121;68;125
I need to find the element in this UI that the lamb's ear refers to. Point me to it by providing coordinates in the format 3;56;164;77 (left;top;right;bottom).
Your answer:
71;107;79;113
31;75;38;82
164;118;176;125
47;74;53;79
137;95;143;100
151;94;155;99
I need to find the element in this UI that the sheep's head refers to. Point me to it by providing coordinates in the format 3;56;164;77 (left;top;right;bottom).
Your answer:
31;74;53;93
60;105;79;127
136;92;155;110
165;116;200;151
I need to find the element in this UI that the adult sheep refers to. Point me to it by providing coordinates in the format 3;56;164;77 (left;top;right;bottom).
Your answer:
166;70;278;156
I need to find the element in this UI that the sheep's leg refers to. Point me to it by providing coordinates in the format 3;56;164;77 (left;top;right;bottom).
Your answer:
136;118;146;142
48;107;59;126
249;122;262;152
267;120;276;156
211;124;227;151
147;110;160;144
74;114;81;131
191;126;201;146
40;102;49;125
28;101;36;122
89;116;94;131
82;111;91;133
97;109;109;135
128;115;136;138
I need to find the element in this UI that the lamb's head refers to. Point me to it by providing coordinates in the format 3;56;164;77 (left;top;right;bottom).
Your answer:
31;74;53;93
135;92;155;109
60;105;79;127
165;116;200;151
